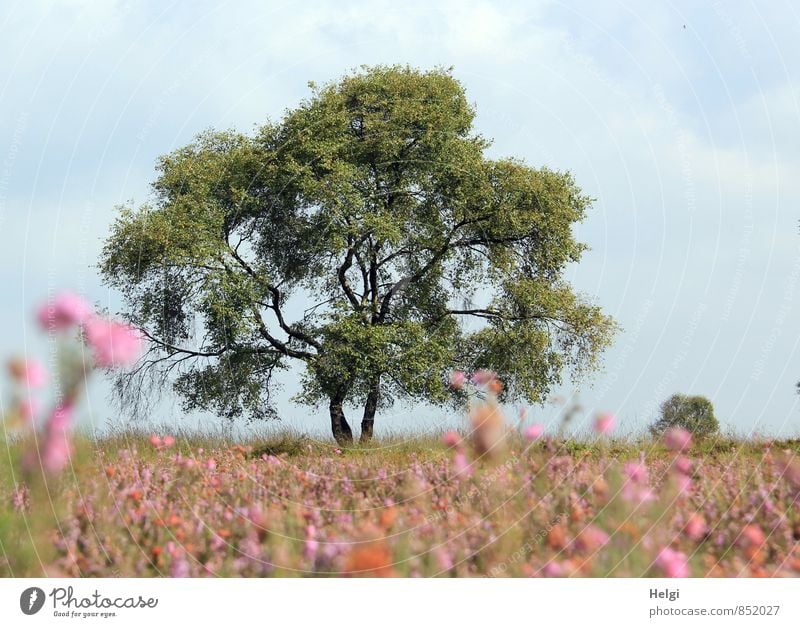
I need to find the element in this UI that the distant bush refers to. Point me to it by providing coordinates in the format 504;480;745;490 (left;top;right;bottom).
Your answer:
651;394;720;438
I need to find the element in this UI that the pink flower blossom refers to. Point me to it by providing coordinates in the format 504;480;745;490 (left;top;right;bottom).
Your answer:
36;291;92;331
573;525;610;552
523;423;544;441
442;431;461;447
453;451;472;477
542;561;564;577
434;548;454;571
23;403;76;474
162;435;175;447
674;456;693;475
41;428;72;473
449;370;466;390
739;524;766;548
7;358;47;389
663;426;692;452
623;461;648;483
170;554;191;578
655;547;690;578
149;434;163;448
304;524;319;559
593;413;615;435
84;317;142;368
470;369;495;385
48;403;74;431
683;514;707;541
674;473;693;495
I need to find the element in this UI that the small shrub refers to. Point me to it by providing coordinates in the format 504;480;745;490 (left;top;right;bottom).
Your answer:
250;434;310;458
651;394;720;438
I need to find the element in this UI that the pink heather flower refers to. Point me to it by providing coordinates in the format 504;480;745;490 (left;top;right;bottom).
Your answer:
674;456;693;475
663;426;692;452
453;451;472;477
623;461;648;483
205;458;217;470
449;370;466;390
41;428;72;473
7;358;48;389
542;561;564;577
162;435;175;447
574;525;610;552
674;473;693;495
84;317;143;368
470;369;495;386
48;403;74;431
523;423;544;441
739;524;766;548
36;291;92;331
304;538;319;560
655;547;690;578
623;484;656;505
149;434;163;448
22;403;77;474
304;524;318;560
170;554;191;578
434;549;454;571
593;413;615;435
683;514;707;541
442;431;461;448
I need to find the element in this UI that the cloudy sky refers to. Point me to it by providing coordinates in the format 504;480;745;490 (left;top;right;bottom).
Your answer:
2;0;799;437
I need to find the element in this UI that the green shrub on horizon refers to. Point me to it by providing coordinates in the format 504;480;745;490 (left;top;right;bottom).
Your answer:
650;393;720;439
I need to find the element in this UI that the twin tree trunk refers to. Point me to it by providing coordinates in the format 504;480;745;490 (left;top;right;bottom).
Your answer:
328;376;380;445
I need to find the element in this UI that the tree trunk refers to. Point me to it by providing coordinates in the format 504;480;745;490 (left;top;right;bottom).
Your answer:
360;375;380;443
329;388;353;446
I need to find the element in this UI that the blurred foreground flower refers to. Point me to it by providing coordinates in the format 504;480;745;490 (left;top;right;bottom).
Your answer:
7;358;48;389
663;426;692;452
523;423;544;441
449;370;466;390
655;547;690;577
343;540;395;577
36;291;92;331
84;318;143;368
593;413;615;435
10;292;144;477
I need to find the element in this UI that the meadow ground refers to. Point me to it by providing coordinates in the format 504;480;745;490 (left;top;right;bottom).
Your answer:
2;427;799;578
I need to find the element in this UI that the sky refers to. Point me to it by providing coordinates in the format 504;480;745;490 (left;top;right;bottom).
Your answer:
1;0;799;438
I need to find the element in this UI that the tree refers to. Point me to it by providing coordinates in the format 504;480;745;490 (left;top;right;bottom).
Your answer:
100;65;616;445
650;394;720;438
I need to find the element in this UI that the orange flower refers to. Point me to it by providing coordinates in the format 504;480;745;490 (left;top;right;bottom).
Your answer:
379;506;397;530
547;524;568;550
343;540;395;577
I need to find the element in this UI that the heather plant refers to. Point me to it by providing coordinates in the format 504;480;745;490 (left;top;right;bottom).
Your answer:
0;291;141;576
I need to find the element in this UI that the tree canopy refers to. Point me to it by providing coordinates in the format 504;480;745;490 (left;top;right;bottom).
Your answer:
100;65;617;444
650;394;720;438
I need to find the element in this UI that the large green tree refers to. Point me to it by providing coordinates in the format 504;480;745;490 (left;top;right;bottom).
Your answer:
100;65;616;444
